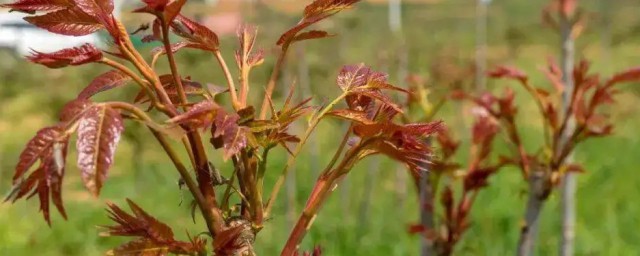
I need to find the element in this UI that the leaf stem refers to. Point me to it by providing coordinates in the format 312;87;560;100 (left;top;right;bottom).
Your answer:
264;92;348;218
213;50;240;110
159;15;189;110
105;101;224;235
254;147;272;227
280;138;369;255
116;39;176;116
259;44;290;119
99;58;161;109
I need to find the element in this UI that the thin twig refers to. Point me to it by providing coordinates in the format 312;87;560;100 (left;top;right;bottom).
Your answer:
213;50;240;110
264;92;349;217
105;101;224;235
259;44;290;119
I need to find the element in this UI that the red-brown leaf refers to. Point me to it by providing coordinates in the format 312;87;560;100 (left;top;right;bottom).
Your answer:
487;66;528;84
78;70;131;99
541;58;565;93
237;23;257;57
163;0;186;24
463;168;496;191
75;0;113;18
326;109;374;125
135;74;205;104
235;24;264;69
8;130;69;225
27;43;103;68
76;105;124;196
74;0;116;34
24;7;103;36
408;224;426;234
103;199;203;255
171;15;219;51
108;238;169;256
150;41;195;56
103;199;172;240
14;126;61;180
276;97;313;127
337;63;370;91
142;0;169;10
471;116;499;145
559;0;577;18
59;98;93;123
212;225;247;256
277;0;359;45
212;111;248;161
291;30;333;43
126;199;174;241
355;90;403;114
402;121;444;137
168;100;218;128
605;67;640;88
0;0;72;12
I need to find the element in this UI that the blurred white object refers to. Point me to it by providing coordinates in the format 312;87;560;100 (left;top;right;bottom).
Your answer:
0;12;102;56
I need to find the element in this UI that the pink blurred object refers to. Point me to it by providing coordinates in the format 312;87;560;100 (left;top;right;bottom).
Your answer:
202;12;243;37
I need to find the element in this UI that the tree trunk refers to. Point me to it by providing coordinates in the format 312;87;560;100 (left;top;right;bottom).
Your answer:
559;6;576;256
517;170;549;256
419;169;434;256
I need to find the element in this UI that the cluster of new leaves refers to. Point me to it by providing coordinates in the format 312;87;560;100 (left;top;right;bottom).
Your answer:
279;64;442;255
6;99;124;224
102;199;206;255
327;64;443;177
409;118;504;256
485;59;640;183
453;84;531;179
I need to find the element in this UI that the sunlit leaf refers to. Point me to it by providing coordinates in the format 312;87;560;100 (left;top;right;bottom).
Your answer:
164;0;186;24
277;0;360;45
605;66;640;88
75;0;113;18
107;238;169;256
337;63;370;91
14;126;61;180
60;98;93;123
212;111;247;161
291;30;333;43
325;109;374;125
8;126;69;225
102;199;206;255
27;43;103;68
167;100;218;128
171;15;219;51
76;105;124;196
78;70;131;99
487;66;528;84
0;0;72;12
24;7;103;36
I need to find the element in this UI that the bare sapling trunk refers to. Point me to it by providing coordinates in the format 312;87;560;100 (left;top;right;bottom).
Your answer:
559;4;576;256
419;168;434;256
517;169;550;256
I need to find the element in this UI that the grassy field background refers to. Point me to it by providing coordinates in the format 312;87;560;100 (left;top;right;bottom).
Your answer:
1;0;640;255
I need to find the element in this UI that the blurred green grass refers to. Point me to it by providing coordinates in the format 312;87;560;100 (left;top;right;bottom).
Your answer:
2;1;640;255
